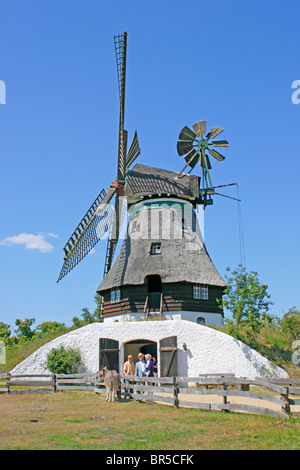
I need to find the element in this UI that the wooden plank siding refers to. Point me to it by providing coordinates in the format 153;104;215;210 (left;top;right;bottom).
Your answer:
103;282;224;318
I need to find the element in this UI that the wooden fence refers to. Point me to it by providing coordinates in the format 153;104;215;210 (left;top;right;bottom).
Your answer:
1;372;300;420
117;374;300;420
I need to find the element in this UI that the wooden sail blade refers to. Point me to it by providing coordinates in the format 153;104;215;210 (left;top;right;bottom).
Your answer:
211;140;229;147
206;126;224;140
200;152;212;169
178;126;196;142
103;195;127;276
57;186;116;282
114;32;127;102
114;32;127;185
208;148;225;162
184;149;199;168
177;140;194;156
192;120;206;138
103;238;118;277
126;130;141;169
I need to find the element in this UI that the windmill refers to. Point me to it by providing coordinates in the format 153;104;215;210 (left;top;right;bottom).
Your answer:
57;32;141;283
177;120;229;207
57;33;239;328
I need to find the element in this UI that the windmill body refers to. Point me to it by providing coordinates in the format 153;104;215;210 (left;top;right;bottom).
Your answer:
97;164;226;325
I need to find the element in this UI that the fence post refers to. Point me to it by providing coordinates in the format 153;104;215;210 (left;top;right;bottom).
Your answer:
173;376;179;408
6;373;10;394
52;374;57;393
222;382;229;412
280;387;290;416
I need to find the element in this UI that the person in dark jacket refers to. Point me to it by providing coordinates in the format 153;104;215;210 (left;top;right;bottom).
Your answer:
145;354;154;377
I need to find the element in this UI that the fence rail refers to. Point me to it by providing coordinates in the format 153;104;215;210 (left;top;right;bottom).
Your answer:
1;372;299;419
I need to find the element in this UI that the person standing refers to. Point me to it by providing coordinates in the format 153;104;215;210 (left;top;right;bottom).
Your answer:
135;352;146;377
145;354;154;377
123;354;135;396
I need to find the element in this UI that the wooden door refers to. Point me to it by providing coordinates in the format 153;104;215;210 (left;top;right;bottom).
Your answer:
99;338;120;372
159;336;177;377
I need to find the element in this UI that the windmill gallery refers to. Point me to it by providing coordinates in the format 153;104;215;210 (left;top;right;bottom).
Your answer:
13;32;287;380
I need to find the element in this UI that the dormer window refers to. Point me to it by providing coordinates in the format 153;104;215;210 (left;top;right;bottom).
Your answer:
151;242;161;254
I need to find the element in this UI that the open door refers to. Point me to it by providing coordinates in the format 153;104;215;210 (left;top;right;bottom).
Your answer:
147;275;162;310
159;336;177;377
99;338;119;372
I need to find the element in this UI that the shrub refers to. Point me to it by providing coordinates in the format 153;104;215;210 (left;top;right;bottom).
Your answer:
45;345;83;374
280;307;300;345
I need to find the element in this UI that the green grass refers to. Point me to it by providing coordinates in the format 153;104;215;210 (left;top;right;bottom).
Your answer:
0;391;299;450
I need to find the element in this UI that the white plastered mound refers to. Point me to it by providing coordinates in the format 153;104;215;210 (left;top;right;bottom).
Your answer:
10;320;288;380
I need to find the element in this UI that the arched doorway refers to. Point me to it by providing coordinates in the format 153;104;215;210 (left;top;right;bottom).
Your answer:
123;339;157;364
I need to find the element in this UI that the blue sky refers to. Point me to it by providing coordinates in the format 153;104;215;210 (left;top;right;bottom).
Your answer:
0;0;299;328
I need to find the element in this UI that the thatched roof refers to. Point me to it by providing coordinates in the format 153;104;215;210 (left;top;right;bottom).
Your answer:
98;236;226;293
125;164;200;204
97;195;226;292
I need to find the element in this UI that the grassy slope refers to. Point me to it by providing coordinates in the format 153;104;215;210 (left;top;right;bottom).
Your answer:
213;325;300;379
0;327;75;373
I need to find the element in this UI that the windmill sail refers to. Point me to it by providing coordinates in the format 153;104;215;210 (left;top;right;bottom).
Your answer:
114;32;127;185
103;194;127;276
126;130;141;169
103;32;128;273
177;120;228;203
57;186;116;282
58;32;141;283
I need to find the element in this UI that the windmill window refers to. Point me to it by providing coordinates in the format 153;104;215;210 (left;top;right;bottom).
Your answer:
193;284;208;300
111;288;121;303
151;242;161;254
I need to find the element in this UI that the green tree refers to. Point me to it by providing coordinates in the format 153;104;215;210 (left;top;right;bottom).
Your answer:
35;321;66;339
81;307;94;324
15;318;36;342
0;322;18;347
221;265;273;340
72;295;104;328
93;294;104;322
72;316;81;328
280;306;300;345
0;322;12;341
45;345;83;374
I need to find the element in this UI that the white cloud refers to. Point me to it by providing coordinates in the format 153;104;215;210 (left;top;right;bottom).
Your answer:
46;233;59;239
0;232;59;253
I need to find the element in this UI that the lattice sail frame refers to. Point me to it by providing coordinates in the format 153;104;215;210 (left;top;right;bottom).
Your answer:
57;187;116;282
57;32;141;283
